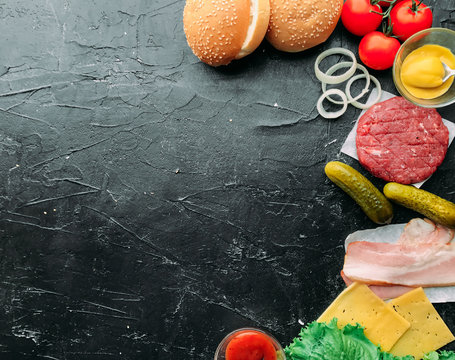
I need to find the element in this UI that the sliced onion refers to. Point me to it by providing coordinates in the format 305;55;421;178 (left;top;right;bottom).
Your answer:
314;48;357;85
321;62;371;105
317;89;348;119
346;74;382;109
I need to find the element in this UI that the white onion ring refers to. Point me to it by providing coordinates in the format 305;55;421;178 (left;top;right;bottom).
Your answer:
321;62;371;105
317;89;348;119
346;74;382;109
314;48;357;85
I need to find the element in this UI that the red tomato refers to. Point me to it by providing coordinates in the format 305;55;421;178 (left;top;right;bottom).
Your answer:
341;0;383;36
225;331;277;360
359;31;401;70
390;0;433;41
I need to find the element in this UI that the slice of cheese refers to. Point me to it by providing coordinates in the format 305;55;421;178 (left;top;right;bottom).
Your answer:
317;282;410;351
388;287;455;359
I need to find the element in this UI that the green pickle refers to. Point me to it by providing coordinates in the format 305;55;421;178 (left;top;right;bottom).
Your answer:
325;161;393;225
384;182;455;228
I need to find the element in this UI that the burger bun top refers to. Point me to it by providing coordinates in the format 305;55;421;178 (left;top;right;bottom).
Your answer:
183;0;270;66
266;0;343;52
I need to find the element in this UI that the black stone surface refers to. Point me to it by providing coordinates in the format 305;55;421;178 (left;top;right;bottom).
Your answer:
0;0;454;359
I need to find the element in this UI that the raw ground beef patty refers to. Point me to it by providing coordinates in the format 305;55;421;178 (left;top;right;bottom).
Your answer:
356;96;449;184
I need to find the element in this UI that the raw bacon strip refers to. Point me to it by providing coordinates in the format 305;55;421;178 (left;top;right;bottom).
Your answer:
397;218;454;247
343;241;455;287
341;270;414;300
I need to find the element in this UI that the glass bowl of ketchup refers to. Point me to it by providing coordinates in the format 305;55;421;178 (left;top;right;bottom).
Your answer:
393;27;455;108
214;328;286;360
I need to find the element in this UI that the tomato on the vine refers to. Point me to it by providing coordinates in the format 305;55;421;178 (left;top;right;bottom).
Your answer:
390;0;433;41
341;0;383;37
359;31;401;70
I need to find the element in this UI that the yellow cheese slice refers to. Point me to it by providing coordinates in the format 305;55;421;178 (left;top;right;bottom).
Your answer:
388;287;455;359
317;282;410;351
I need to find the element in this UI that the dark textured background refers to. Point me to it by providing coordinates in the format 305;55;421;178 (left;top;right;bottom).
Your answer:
0;0;454;359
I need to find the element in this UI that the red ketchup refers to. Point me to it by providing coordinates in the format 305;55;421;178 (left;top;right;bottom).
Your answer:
225;330;277;360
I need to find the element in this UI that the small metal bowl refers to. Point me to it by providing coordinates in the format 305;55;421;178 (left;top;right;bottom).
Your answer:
214;327;286;360
393;27;455;108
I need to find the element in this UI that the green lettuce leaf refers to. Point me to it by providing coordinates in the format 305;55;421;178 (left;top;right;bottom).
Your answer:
284;318;414;360
423;351;455;360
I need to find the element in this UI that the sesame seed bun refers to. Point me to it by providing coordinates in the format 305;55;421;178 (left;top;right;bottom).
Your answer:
183;0;270;66
266;0;343;52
